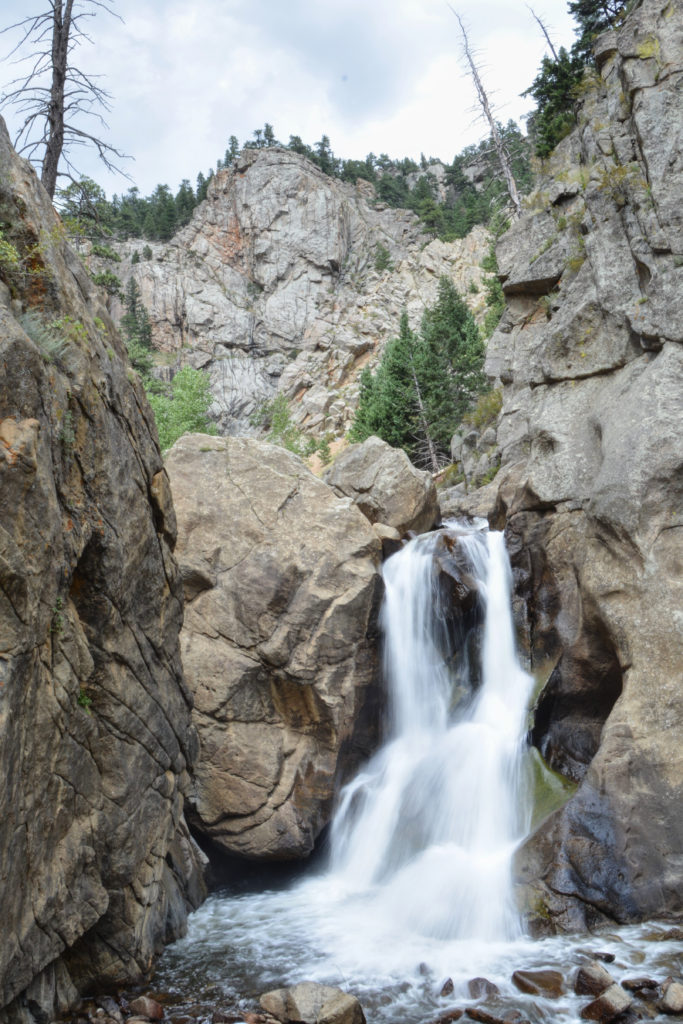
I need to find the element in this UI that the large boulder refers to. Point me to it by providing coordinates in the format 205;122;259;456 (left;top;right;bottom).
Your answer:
166;435;383;859
0;117;204;1023
324;435;439;535
482;0;683;929
260;982;366;1024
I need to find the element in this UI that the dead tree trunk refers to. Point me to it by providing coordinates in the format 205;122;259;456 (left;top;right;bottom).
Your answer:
41;0;73;198
527;4;559;60
449;6;522;218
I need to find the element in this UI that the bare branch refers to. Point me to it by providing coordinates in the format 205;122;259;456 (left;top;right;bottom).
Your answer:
447;4;521;218
526;5;559;60
0;0;128;198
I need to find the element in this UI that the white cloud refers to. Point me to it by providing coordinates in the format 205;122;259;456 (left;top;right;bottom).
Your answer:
0;0;577;196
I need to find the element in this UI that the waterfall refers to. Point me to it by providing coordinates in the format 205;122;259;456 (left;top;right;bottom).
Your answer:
328;521;534;941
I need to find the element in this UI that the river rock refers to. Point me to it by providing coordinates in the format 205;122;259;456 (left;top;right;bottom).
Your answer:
0;117;205;1021
259;982;365;1024
660;979;683;1015
166;435;383;859
511;969;564;997
575;962;614;997
467;979;499;999
128;998;164;1021
324;435;439;535
496;0;683;930
579;983;632;1021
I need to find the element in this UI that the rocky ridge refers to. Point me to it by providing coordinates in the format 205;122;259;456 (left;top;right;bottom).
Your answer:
92;150;489;438
0;118;205;1023
475;0;683;930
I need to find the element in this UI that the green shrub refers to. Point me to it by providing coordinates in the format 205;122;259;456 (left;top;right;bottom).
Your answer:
252;394;317;458
374;242;393;272
463;388;503;430
146;366;216;452
91;242;121;262
19;311;68;363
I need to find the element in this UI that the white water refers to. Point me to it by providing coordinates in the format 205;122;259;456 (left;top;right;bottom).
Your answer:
328;523;533;941
154;523;681;1023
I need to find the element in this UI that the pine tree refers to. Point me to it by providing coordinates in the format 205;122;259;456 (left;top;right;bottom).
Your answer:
568;0;627;59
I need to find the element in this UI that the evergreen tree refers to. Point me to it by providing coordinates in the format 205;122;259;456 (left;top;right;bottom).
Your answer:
523;47;585;158
175;179;196;226
350;280;485;471
568;0;627;59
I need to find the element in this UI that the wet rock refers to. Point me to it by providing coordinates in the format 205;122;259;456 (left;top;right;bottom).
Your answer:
129;997;164;1021
592;953;616;964
465;1009;506;1024
259;982;366;1024
511;969;564;998
440;979;455;997
575;962;615;996
432;1011;464;1024
467;979;500;1000
324;435;439;535
167;435;383;860
621;977;658;993
660;979;683;1015
579;983;632;1021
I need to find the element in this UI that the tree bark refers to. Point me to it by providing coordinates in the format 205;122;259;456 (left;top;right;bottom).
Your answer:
41;1;73;199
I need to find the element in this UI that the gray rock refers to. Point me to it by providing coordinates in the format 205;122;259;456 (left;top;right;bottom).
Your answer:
95;151;489;439
166;435;383;859
489;0;683;930
260;982;366;1024
324;436;439;535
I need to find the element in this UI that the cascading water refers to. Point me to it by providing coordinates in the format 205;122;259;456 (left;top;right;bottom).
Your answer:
328;522;534;941
154;521;679;1024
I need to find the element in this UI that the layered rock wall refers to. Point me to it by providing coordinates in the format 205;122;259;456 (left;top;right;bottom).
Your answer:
0;119;204;1021
94;150;489;438
481;0;682;928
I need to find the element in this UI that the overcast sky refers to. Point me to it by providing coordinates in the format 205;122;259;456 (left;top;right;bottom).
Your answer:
0;0;577;198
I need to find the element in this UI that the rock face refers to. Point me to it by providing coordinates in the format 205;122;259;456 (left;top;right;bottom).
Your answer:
165;434;383;859
482;0;683;929
96;149;489;438
324;435;440;534
0;118;204;1022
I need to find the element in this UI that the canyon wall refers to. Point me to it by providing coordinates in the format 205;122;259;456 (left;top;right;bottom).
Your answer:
0;120;205;1022
478;0;682;929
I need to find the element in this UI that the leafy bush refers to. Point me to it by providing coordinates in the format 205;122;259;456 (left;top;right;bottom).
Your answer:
252;394;317;458
374;242;393;272
146;366;216;452
462;389;503;430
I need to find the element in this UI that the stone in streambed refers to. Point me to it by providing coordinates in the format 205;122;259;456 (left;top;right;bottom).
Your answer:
579;983;632;1021
468;979;499;999
660;978;683;1015
259;982;366;1024
511;969;564;997
574;962;614;996
129;998;165;1021
621;976;658;993
440;978;455;997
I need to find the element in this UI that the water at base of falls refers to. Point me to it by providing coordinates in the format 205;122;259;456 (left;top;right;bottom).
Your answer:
327;522;533;943
153;523;681;1024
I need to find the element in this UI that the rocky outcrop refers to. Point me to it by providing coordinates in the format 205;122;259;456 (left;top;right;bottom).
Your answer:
480;0;683;929
165;434;383;859
0;119;204;1022
96;150;489;438
324;435;439;534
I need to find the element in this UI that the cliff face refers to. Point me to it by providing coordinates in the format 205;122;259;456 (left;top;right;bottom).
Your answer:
98;150;489;438
482;0;682;928
0;120;205;1021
